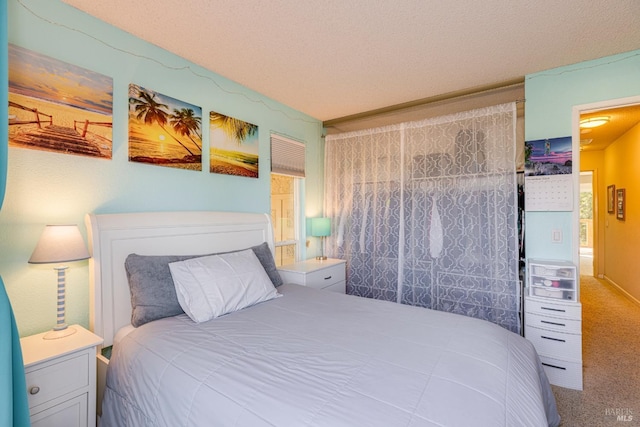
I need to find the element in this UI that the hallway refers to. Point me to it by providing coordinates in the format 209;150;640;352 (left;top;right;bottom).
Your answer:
552;274;640;426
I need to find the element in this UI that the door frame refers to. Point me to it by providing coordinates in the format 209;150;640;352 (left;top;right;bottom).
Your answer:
572;94;640;278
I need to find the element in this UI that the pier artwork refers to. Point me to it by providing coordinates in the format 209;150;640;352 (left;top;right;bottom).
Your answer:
8;100;112;159
8;43;114;160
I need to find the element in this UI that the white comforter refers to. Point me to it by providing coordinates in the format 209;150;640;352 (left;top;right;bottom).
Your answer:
102;284;560;427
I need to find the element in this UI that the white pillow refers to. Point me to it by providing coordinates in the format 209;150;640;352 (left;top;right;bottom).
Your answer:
168;249;280;323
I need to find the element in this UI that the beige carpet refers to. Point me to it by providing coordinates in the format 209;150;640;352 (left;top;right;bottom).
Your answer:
552;275;640;426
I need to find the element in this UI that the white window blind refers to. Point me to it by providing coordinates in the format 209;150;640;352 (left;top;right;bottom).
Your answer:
271;134;305;177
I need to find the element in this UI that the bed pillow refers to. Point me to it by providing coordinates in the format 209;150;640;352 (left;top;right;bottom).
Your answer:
168;249;281;323
251;242;284;287
125;254;193;327
125;242;283;327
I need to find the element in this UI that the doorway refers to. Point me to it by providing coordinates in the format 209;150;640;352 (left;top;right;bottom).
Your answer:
575;95;640;281
579;171;594;277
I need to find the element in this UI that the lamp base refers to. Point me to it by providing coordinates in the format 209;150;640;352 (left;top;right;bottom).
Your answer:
316;256;328;261
43;326;76;340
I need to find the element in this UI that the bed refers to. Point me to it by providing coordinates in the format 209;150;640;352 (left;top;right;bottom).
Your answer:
86;211;560;427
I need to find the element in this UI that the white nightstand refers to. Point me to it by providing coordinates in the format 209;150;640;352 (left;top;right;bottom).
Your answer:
278;258;346;293
20;325;103;427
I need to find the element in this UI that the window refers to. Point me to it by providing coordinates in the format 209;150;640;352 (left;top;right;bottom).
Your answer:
271;174;299;266
270;134;305;266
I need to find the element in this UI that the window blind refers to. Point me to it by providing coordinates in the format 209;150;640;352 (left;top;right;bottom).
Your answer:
270;134;305;177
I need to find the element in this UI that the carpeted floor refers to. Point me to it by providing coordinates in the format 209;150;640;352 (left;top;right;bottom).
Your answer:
551;274;640;426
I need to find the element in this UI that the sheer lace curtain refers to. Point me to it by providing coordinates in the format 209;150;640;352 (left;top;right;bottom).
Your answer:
324;103;521;333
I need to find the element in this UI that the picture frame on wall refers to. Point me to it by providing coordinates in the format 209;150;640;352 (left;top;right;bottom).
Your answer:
128;83;203;171
209;111;259;178
616;188;625;220
607;185;616;214
8;44;113;159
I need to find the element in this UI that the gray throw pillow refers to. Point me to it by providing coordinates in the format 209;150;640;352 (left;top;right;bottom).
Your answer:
125;242;283;327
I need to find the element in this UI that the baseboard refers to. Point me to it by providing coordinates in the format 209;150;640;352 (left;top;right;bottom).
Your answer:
602;275;640;308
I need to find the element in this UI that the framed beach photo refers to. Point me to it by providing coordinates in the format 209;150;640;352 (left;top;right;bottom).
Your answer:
607;185;615;214
128;84;202;171
209;111;259;178
616;188;625;220
8;44;113;159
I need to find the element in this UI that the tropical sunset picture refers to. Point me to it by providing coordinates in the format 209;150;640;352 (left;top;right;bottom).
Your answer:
8;44;113;158
128;84;202;171
209;111;259;178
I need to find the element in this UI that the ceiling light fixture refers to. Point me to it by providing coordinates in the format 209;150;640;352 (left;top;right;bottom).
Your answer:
580;139;593;145
579;116;610;128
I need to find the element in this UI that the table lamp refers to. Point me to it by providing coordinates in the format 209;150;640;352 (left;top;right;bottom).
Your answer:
28;225;90;339
310;217;331;260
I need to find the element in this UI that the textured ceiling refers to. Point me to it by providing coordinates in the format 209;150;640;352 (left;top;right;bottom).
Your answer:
61;0;640;122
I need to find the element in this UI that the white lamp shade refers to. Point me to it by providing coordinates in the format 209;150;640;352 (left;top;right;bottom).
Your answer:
29;225;90;264
310;217;331;237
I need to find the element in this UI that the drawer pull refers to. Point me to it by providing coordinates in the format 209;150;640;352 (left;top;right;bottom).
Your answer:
324;275;332;280
29;386;40;395
541;362;567;371
541;335;566;343
541;320;566;327
541;306;566;313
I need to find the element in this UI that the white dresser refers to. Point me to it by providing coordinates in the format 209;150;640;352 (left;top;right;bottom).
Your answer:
524;259;582;390
278;258;346;293
21;325;103;427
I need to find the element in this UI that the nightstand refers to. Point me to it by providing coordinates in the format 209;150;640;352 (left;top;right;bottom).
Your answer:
20;325;103;427
278;258;346;293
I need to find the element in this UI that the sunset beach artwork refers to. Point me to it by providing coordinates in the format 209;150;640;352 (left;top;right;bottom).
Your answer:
524;136;573;176
209;111;259;178
128;84;203;171
8;44;113;159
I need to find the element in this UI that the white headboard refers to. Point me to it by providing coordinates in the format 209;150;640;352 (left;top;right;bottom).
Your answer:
85;211;274;348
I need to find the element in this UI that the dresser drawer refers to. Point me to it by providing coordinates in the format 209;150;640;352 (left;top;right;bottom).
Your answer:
525;325;582;361
305;265;345;290
525;312;581;334
26;352;89;409
525;298;581;320
539;355;583;390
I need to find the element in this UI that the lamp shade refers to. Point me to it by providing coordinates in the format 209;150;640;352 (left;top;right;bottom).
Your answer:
28;225;89;264
310;217;331;237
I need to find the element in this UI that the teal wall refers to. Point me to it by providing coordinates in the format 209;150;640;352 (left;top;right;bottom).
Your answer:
2;0;323;336
524;50;640;264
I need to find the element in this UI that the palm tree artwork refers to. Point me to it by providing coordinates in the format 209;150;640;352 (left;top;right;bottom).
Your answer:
128;84;203;171
209;111;259;178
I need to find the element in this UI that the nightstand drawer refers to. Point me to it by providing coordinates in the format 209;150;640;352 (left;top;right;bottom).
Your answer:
323;280;346;293
525;325;581;361
26;352;89;409
305;266;345;289
31;393;88;427
525;312;581;334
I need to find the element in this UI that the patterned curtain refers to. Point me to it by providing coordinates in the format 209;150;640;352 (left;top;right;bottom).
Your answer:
325;103;521;333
